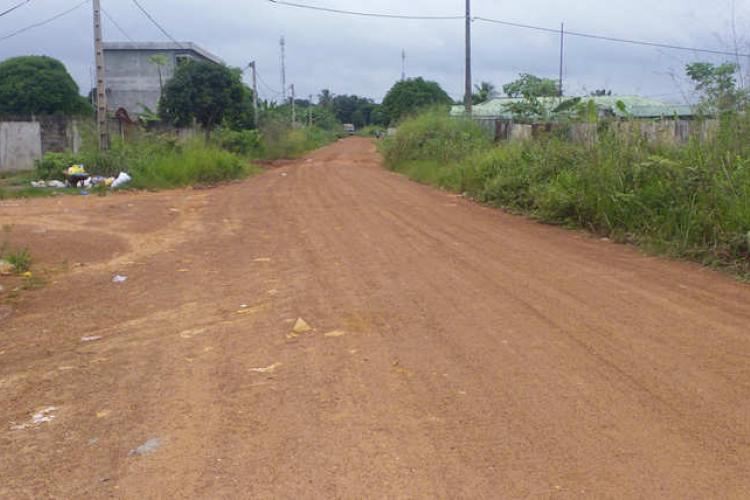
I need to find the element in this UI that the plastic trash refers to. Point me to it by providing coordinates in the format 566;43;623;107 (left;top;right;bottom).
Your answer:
47;180;66;189
67;165;86;175
112;275;128;283
30;181;46;188
111;172;132;189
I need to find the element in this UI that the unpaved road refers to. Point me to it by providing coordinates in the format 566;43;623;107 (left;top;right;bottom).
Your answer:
1;137;749;498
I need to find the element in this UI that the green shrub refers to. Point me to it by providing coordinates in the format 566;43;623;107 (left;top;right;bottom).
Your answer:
35;152;78;180
6;247;32;274
215;128;264;157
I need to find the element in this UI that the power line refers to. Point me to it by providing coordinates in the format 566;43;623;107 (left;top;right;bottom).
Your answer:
130;0;183;47
0;0;88;42
266;0;462;20
0;0;30;18
474;16;750;58
102;7;134;41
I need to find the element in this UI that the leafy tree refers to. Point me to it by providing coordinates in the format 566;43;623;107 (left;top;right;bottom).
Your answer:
160;60;244;138
224;83;256;130
589;89;612;97
686;62;747;113
472;81;497;105
332;94;378;128
0;55;91;116
381;77;452;124
502;73;559;99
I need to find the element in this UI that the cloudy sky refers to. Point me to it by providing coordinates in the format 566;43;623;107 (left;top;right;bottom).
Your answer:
1;0;748;104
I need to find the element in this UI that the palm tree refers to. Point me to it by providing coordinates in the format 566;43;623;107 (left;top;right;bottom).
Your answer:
318;88;334;108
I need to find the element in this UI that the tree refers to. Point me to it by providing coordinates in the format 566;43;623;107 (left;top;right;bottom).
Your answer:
159;60;244;138
686;62;747;113
472;81;497;105
502;73;559;99
331;94;378;128
0;55;91;116
149;54;168;94
381;77;452;124
589;89;612;97
318;89;334;108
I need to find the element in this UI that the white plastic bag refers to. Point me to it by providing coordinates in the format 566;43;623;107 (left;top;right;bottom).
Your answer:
111;172;132;189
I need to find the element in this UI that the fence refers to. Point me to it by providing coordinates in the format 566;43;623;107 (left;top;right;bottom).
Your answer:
0;116;83;172
474;117;718;146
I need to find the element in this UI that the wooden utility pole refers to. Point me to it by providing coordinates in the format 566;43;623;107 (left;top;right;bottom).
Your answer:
280;36;287;102
464;0;472;114
290;83;296;127
249;61;259;128
558;23;565;97
401;49;406;81
308;94;313;126
93;0;109;150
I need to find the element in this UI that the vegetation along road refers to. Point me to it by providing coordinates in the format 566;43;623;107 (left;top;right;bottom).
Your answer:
1;138;749;498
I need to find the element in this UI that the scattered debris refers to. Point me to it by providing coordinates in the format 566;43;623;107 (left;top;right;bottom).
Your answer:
111;172;132;189
96;410;111;418
292;318;312;334
249;362;282;374
81;336;102;342
179;327;206;339
11;406;58;430
30;180;67;189
236;304;268;315
324;330;347;338
253;257;272;263
128;437;162;457
112;275;128;283
281;172;288;177
0;260;13;276
239;304;248;309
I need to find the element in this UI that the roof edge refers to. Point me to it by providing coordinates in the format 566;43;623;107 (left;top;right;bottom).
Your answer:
102;42;224;65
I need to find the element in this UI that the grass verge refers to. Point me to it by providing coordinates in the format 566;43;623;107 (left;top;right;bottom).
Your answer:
381;111;750;278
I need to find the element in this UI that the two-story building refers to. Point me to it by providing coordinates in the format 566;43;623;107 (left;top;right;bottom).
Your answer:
103;42;223;116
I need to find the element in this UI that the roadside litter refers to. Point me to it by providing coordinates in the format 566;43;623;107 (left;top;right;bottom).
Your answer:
10;406;58;430
81;335;103;342
29;163;130;190
112;275;128;283
129;437;162;457
249;362;282;374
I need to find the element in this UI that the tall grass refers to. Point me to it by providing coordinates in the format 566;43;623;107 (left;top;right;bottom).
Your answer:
382;111;750;276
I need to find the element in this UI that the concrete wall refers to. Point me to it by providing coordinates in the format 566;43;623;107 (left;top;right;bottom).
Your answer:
0;122;41;172
0;116;83;172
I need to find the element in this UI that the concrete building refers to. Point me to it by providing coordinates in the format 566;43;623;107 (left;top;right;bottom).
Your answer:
103;42;223;116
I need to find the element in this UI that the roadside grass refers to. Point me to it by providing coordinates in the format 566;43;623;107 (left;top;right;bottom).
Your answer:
381;111;750;278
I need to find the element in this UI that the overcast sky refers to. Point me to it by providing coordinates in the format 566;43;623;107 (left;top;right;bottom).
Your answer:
1;0;748;104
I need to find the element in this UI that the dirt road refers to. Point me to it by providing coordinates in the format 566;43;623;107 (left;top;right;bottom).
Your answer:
1;138;749;498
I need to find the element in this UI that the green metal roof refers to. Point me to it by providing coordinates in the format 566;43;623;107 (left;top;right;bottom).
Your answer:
450;95;695;120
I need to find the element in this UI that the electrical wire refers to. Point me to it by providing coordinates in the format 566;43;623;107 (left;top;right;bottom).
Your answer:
0;0;30;18
130;0;183;47
474;16;750;58
266;0;462;20
102;7;134;41
256;69;283;96
0;0;88;42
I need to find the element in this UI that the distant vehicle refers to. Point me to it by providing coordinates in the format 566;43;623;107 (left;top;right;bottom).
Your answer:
343;123;355;135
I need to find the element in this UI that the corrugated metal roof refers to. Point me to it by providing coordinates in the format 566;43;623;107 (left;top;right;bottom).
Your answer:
450;95;695;119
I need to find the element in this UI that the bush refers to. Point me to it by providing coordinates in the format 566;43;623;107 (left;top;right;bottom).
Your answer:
215;128;264;157
35;152;78;180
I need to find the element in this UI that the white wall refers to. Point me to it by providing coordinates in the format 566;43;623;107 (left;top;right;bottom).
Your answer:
0;122;42;172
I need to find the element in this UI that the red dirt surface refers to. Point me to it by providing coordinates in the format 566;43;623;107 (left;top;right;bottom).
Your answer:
1;137;749;498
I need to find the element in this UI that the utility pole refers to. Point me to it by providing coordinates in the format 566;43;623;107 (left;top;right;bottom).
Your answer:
249;61;258;128
290;84;295;127
92;0;109;150
308;94;313;126
401;49;406;81
464;0;472;114
280;36;287;102
558;23;565;97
